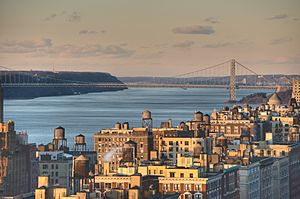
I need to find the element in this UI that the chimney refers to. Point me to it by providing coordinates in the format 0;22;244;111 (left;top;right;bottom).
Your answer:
0;86;3;123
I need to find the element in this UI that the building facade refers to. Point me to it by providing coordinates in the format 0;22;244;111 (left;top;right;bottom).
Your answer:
37;151;73;192
239;162;260;199
292;80;300;103
94;125;152;173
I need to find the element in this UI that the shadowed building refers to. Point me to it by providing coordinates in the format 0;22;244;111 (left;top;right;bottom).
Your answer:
0;86;38;197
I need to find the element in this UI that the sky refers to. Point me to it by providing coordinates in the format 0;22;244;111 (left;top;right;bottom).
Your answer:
0;0;299;76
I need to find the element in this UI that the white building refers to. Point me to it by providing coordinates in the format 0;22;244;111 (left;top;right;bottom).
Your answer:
37;151;73;192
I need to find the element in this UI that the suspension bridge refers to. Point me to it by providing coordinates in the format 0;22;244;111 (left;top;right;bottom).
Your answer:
0;59;288;102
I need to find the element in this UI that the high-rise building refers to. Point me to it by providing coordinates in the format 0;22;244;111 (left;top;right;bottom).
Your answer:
292;80;300;104
0;86;38;197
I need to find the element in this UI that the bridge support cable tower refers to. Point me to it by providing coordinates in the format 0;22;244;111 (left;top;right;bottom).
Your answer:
229;59;236;102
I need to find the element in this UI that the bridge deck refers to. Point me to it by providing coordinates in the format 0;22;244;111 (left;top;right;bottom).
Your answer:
0;83;280;90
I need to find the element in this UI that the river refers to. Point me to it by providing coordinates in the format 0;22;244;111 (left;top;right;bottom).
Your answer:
4;88;273;149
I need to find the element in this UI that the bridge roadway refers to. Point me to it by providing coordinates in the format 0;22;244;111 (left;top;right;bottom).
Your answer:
0;83;281;90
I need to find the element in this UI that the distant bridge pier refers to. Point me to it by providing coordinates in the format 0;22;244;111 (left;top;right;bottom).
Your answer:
229;59;236;103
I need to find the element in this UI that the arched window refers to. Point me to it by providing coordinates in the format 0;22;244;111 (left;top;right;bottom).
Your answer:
194;192;203;199
183;192;192;199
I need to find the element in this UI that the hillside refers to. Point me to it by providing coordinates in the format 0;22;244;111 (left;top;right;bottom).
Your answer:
239;89;292;104
2;71;127;99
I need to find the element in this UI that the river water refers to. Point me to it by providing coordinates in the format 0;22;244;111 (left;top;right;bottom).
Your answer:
4;88;272;149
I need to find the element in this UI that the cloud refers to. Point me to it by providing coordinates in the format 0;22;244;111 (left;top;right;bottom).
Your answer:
101;45;135;57
249;55;300;66
66;11;81;22
41;44;134;58
173;41;195;48
0;39;52;53
172;25;215;35
79;30;98;35
135;51;164;59
44;11;81;22
119;43;128;47
269;56;300;65
204;17;220;24
267;14;288;20
202;42;232;48
269;37;292;45
44;13;57;21
0;38;134;58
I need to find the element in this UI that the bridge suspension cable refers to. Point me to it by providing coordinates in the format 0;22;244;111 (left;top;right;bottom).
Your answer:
172;60;231;78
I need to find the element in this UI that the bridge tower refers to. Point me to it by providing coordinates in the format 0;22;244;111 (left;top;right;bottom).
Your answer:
229;59;236;102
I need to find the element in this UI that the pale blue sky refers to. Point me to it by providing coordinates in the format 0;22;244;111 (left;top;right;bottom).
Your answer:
0;0;299;76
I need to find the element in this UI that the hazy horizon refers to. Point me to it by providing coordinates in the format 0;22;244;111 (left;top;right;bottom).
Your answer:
1;0;300;76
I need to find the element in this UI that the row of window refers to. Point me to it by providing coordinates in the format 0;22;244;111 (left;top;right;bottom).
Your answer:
97;137;146;142
169;172;194;178
168;147;189;152
41;170;59;177
169;141;190;146
42;164;59;170
163;183;202;191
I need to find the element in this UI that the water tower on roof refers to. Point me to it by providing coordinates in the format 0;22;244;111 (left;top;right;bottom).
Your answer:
52;126;67;150
74;134;86;151
142;110;153;130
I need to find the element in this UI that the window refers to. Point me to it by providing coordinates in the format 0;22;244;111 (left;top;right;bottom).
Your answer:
180;173;184;178
185;184;190;191
55;172;58;176
42;165;48;169
163;184;169;191
117;183;123;189
169;141;174;145
51;164;54;169
185;141;189;146
195;184;202;191
170;172;175;178
190;173;193;178
174;184;179;190
160;170;163;174
55;164;58;169
195;193;203;199
105;183;111;189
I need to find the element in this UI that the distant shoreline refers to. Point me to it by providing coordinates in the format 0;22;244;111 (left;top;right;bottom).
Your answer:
4;87;127;100
239;89;292;104
1;71;127;99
